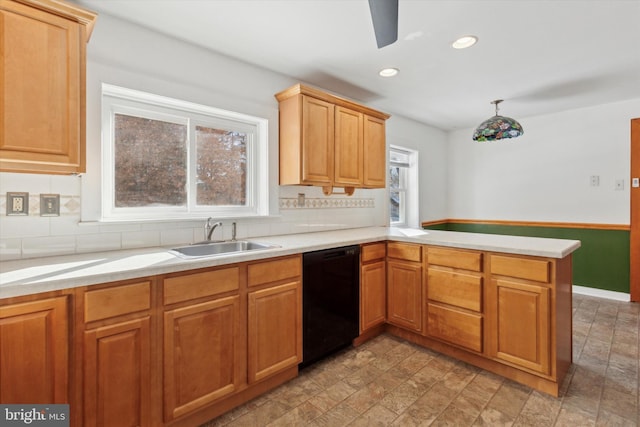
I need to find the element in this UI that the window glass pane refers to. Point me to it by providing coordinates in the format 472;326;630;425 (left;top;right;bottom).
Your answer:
389;165;400;222
389;165;400;190
196;126;247;206
114;114;187;207
390;190;400;222
390;150;409;165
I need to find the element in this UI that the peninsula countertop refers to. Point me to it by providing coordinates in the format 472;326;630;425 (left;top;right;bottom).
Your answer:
0;227;581;298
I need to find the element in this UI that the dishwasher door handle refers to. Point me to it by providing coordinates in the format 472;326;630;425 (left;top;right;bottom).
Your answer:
324;248;359;259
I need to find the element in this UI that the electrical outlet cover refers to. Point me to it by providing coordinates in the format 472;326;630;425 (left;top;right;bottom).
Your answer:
40;194;60;216
6;192;29;215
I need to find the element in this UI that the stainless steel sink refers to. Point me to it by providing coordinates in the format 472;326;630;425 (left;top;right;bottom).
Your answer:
169;240;279;259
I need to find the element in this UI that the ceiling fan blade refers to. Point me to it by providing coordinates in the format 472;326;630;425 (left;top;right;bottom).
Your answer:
368;0;398;48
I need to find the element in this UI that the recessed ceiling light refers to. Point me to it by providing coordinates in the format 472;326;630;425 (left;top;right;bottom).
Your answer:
452;35;478;49
379;68;399;77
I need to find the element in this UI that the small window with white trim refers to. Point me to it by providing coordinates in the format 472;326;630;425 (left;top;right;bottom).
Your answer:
101;84;268;221
389;145;418;227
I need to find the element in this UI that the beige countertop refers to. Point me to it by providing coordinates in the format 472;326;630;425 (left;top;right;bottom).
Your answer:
0;227;581;299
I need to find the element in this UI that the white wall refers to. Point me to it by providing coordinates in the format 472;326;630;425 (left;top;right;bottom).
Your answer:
0;13;444;260
386;116;448;224
447;98;640;224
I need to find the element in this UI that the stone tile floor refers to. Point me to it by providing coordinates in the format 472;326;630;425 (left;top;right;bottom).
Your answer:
203;294;639;426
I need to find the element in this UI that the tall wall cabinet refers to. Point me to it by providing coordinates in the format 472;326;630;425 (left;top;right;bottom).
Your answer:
275;84;389;195
0;0;97;174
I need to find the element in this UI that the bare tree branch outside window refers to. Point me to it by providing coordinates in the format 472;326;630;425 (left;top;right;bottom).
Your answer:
196;126;247;206
114;114;187;207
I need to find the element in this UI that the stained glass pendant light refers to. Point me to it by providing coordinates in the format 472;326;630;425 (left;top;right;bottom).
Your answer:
472;99;523;141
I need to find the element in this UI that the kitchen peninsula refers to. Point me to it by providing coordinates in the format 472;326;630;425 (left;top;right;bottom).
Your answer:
0;227;580;426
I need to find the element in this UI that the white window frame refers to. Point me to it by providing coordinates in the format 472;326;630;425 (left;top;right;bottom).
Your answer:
389;145;419;228
101;84;269;221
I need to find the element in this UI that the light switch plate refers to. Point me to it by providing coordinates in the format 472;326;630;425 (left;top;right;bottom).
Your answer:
6;192;29;215
40;194;60;216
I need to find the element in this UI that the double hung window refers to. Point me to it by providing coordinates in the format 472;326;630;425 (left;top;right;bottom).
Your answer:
389;145;418;227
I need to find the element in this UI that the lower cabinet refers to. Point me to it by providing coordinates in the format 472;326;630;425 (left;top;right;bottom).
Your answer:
360;242;386;332
159;255;301;424
426;247;483;353
383;245;572;397
247;256;303;384
82;280;153;427
84;317;152;427
386;242;423;333
0;241;572;424
161;266;242;422
0;296;69;404
164;296;241;420
487;254;552;375
248;282;301;383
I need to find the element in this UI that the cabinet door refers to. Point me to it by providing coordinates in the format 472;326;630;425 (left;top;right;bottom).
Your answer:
301;95;334;185
84;317;151;427
334;106;363;187
361;260;386;332
0;296;68;403
248;281;302;383
0;2;85;174
164;296;241;421
363;115;386;188
387;260;423;332
488;279;550;375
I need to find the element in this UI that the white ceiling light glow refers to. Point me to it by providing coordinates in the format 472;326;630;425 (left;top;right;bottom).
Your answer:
379;67;399;77
452;35;478;49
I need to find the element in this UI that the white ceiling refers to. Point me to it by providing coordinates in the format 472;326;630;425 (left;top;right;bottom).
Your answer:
75;0;640;131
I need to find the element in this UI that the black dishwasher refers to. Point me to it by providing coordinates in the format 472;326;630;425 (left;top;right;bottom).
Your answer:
301;245;360;368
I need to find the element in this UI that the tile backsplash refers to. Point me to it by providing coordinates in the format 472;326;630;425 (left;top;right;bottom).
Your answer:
0;173;384;260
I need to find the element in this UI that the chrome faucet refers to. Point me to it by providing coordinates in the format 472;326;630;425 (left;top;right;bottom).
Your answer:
231;222;237;241
204;217;223;241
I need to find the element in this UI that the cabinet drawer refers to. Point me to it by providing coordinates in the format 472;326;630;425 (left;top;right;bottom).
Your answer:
85;281;151;322
361;242;386;262
427;247;482;272
163;267;240;305
428;269;482;312
387;242;422;262
490;255;550;283
248;255;302;287
427;303;482;353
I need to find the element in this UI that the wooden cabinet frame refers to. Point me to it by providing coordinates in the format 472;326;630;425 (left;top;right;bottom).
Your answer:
79;279;155;427
0;0;97;174
0;295;69;404
163;296;241;420
275;84;390;195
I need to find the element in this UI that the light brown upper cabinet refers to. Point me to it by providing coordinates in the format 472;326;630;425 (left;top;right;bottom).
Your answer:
275;84;390;195
0;0;97;174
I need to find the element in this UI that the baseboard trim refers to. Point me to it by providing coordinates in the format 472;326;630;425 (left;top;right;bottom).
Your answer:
573;285;630;302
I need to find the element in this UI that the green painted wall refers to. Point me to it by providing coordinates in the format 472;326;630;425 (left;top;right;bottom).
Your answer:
423;222;630;294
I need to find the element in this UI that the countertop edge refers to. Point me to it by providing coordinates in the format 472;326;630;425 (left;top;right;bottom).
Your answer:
0;227;581;299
